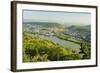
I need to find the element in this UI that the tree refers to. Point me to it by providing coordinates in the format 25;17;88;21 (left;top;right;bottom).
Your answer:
79;42;91;59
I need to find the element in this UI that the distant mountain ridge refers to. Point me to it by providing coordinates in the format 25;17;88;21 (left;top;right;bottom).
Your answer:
23;21;64;28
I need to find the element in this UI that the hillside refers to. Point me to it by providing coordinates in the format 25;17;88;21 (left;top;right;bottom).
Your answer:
23;22;64;28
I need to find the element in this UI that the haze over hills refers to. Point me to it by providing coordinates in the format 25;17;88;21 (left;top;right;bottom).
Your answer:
23;10;91;25
23;21;64;29
23;21;90;41
24;19;90;26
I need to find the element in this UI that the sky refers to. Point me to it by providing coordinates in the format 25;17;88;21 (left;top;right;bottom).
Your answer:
23;10;91;25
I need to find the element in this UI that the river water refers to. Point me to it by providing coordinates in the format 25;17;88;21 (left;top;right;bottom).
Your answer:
39;35;81;53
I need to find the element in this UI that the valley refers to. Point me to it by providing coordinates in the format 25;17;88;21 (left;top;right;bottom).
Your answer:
23;21;91;62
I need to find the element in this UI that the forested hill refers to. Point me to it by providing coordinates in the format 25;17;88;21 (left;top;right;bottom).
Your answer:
23;22;64;28
67;25;90;32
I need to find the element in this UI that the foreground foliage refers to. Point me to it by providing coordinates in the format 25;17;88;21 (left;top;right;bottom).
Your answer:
23;32;90;62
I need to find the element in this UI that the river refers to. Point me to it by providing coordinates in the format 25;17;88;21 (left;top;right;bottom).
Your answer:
39;35;81;53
